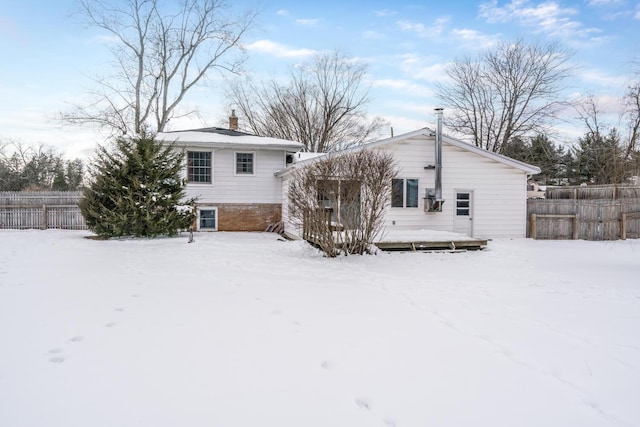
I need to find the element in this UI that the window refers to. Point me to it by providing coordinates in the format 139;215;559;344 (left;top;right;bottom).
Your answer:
187;151;212;183
235;152;254;175
391;179;418;208
199;209;217;230
456;192;470;216
316;179;361;229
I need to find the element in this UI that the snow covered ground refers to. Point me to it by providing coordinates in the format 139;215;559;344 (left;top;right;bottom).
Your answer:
0;230;638;427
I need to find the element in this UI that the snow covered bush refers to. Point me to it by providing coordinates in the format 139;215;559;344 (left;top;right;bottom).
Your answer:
80;136;196;238
288;149;397;256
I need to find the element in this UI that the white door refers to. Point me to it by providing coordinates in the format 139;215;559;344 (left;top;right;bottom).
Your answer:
453;190;473;237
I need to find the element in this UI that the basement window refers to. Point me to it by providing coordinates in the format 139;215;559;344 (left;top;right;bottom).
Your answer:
198;209;217;231
392;179;418;208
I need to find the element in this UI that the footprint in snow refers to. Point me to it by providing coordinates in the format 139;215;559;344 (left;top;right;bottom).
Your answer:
69;336;83;343
105;322;117;328
49;356;65;364
114;307;125;312
355;398;371;410
320;360;336;370
48;348;63;354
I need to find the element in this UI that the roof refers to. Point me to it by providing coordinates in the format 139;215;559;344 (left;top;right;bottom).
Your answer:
275;128;541;177
156;127;304;151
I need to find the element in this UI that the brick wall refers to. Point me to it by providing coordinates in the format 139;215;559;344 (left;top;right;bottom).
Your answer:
216;203;281;231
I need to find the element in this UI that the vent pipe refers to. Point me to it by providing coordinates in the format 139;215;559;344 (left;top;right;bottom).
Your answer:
424;108;445;212
435;108;443;202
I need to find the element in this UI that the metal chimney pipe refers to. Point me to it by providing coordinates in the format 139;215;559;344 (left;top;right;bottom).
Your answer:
434;108;443;201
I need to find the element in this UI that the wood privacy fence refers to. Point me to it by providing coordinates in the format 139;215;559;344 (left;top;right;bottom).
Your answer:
527;185;640;240
0;191;87;230
545;184;640;200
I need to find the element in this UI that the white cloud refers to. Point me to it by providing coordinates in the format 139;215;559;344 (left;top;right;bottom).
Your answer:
372;78;432;97
586;0;626;6
362;30;385;40
243;40;317;58
295;18;320;27
450;28;501;49
578;68;628;90
397;16;450;38
276;9;289;16
396;53;450;83
374;9;397;17
478;0;602;40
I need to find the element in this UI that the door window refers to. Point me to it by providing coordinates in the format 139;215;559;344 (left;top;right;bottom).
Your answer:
456;192;470;216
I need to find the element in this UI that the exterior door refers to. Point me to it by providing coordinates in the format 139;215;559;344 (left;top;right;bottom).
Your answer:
453;190;473;237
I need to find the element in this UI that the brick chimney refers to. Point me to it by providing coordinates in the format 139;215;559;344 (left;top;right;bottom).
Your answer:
229;109;238;131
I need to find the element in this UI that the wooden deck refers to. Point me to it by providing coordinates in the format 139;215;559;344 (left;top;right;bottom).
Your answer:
375;239;488;252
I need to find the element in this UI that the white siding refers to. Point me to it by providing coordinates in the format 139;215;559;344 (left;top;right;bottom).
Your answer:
184;147;285;204
381;136;529;239
280;174;302;238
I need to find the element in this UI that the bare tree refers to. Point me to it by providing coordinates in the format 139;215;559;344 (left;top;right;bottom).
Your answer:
227;51;386;152
436;39;574;153
571;95;637;184
574;94;606;138
623;81;640;160
287;149;397;256
62;0;256;136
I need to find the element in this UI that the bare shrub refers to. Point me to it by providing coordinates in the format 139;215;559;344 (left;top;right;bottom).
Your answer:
287;149;397;256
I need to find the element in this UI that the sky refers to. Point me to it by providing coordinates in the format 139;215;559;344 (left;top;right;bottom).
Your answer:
1;0;639;159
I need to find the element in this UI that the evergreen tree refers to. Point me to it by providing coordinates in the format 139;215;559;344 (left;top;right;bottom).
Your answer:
529;134;567;185
501;134;568;185
570;129;629;184
80;136;196;238
0;142;85;191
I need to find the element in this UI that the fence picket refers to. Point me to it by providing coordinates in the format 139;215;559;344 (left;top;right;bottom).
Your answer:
0;191;87;230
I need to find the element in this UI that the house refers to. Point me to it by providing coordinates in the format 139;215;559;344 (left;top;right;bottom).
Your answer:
277;114;541;240
527;181;546;199
155;114;303;231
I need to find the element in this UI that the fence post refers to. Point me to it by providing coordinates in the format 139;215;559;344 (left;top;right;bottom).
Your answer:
530;214;536;239
42;204;48;230
621;213;626;240
572;215;579;240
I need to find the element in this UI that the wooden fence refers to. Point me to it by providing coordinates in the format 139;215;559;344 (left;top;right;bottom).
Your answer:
546;184;640;200
527;199;640;240
0;191;87;230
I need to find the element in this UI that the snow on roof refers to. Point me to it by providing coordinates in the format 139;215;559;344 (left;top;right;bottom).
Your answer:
275;128;541;177
156;127;304;150
366;128;541;175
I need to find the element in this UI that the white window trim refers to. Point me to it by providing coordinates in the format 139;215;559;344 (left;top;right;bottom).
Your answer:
187;150;214;186
234;151;256;176
197;207;218;231
392;178;419;208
